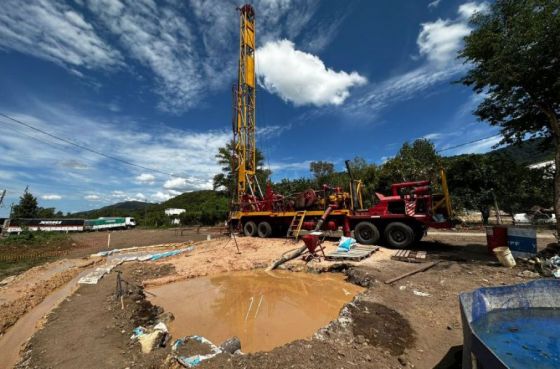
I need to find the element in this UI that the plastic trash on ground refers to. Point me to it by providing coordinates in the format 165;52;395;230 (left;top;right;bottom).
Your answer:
131;326;146;339
131;323;169;353
337;237;357;253
173;335;223;368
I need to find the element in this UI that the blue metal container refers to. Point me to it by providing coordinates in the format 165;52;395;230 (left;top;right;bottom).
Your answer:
460;279;560;369
507;227;537;257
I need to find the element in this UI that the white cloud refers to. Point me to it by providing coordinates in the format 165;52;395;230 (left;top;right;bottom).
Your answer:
268;160;312;172
151;191;173;203
0;0;121;69
0;102;230;200
133;192;146;201
347;1;487;119
257;39;366;106
0;0;326;113
163;176;212;192
41;194;62;200
349;65;462;117
419;2;489;65
458;2;490;19
256;125;292;140
428;0;442;8
423;133;443;141
122;192;147;202
85;0;201;112
111;190;126;199
417;20;470;65
84;194;101;201
135;173;156;184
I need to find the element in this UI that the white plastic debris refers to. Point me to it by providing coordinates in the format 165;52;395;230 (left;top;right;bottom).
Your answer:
412;289;431;297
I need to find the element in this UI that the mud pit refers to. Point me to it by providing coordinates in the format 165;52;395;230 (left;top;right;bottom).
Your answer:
148;270;363;353
8;233;551;369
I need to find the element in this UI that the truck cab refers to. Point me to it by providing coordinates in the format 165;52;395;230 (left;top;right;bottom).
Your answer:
125;217;136;228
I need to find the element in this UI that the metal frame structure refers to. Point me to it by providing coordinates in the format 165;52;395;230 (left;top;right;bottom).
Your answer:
233;4;257;206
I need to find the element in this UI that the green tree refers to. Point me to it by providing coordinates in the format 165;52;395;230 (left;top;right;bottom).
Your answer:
309;161;335;185
346;156;379;207
445;152;553;221
12;190;39;218
213;140;268;198
272;177;316;196
446;154;498;221
37;207;56;218
459;0;560;232
379;139;441;191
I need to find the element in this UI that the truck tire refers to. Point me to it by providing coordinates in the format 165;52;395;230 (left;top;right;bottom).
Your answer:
384;222;414;248
243;221;257;237
257;221;272;238
354;222;380;245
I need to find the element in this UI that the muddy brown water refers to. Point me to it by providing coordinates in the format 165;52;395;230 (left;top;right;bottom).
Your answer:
148;270;363;353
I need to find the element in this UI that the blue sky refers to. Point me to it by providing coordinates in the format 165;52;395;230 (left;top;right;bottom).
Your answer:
0;0;499;215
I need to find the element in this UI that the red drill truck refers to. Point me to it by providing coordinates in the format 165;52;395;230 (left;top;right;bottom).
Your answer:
230;162;453;248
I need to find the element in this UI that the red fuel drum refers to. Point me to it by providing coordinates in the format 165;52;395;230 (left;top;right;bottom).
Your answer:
486;226;508;254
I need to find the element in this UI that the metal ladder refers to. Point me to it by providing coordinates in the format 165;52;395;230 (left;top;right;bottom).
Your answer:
286;211;306;240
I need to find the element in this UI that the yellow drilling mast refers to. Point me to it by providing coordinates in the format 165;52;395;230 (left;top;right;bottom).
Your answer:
232;4;258;207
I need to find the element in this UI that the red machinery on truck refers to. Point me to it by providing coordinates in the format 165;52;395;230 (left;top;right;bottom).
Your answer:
228;5;453;248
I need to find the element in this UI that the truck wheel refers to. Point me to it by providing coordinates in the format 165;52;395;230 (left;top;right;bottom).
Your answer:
243;221;257;237
257;221;272;238
354;222;380;245
384;222;414;248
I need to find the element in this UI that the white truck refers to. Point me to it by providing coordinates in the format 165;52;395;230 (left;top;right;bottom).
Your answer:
85;217;136;231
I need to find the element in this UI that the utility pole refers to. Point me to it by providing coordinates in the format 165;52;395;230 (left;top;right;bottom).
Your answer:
491;189;502;225
0;191;8;237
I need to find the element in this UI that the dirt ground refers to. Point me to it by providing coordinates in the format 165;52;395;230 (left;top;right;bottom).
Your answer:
15;263;173;369
144;237;300;286
0;228;219;281
5;231;557;369
68;228;216;256
0;258;99;335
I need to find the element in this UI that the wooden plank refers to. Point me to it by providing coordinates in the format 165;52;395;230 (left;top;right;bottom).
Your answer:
325;245;379;261
384;261;440;284
391;249;427;263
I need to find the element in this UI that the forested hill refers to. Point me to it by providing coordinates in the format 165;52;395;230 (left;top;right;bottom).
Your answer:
68;191;229;226
71;201;152;218
489;137;553;164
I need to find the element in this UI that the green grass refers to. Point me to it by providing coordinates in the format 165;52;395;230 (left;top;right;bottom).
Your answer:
0;257;58;280
0;230;70;247
0;231;74;279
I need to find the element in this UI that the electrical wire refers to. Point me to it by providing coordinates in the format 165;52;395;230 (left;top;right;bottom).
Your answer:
0;112;180;177
437;133;501;153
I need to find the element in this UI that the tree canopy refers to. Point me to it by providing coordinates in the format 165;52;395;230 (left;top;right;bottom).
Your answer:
212;140;269;197
11;190;39;218
378;139;441;192
459;0;560;230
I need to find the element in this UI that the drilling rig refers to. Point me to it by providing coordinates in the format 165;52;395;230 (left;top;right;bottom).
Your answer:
232;4;259;208
228;4;453;248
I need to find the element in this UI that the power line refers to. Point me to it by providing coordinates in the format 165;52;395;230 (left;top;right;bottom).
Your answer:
437;133;501;153
0;112;179;177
